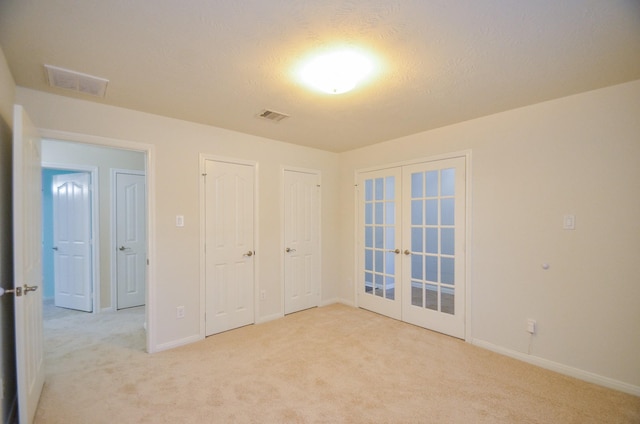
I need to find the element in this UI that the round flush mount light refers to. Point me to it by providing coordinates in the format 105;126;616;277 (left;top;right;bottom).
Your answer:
297;48;377;94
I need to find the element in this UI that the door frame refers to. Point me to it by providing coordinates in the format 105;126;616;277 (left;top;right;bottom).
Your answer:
353;150;472;341
110;168;146;311
199;154;259;339
42;163;100;314
280;166;322;316
39;129;157;353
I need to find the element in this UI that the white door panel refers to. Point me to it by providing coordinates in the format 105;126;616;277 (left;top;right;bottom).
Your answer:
357;168;402;320
205;160;255;336
284;170;320;314
13;105;45;424
53;172;92;312
401;158;466;338
116;172;146;309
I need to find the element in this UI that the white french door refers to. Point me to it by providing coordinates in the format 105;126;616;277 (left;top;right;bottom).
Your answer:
52;172;93;312
283;169;321;315
357;167;402;320
204;159;255;336
357;156;467;338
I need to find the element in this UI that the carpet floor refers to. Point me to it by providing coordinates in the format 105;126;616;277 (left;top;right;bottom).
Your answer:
35;303;640;423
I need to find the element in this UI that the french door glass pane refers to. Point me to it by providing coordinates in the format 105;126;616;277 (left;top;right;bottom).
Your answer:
363;175;397;301
409;169;457;314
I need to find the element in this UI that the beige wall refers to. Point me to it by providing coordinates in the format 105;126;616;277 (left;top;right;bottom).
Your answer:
10;56;640;394
16;87;341;351
42;139;146;310
339;80;640;390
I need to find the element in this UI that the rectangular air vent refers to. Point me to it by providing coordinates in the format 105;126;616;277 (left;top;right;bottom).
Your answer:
257;109;289;122
44;64;109;98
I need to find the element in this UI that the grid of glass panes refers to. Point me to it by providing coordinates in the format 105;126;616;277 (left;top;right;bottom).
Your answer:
410;168;455;314
363;177;396;300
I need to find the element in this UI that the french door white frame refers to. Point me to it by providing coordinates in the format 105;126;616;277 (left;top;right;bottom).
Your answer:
198;154;260;339
39;129;156;353
42;162;100;314
353;150;472;341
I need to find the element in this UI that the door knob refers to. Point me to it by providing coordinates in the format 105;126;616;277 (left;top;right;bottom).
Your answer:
404;249;412;255
387;249;400;254
119;246;128;251
52;246;58;251
285;247;297;253
243;251;254;257
0;286;22;297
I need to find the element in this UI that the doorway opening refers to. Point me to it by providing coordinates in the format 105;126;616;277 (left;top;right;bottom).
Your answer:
40;135;153;353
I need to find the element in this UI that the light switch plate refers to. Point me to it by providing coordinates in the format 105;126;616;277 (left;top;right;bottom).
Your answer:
563;214;575;230
176;215;184;227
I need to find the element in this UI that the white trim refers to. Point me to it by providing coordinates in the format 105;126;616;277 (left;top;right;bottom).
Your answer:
110;168;146;312
355;149;471;174
280;166;322;316
320;298;355;308
470;338;640;397
38;129;157;354
100;306;115;313
199;154;259;339
256;312;283;325
42;162;100;315
154;334;201;353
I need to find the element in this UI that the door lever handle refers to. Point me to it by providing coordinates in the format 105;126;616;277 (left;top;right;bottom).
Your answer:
23;284;38;294
243;251;254;257
52;246;58;251
285;247;296;253
119;246;128;251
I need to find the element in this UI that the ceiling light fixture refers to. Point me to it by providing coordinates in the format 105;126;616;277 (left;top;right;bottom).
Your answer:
297;48;376;95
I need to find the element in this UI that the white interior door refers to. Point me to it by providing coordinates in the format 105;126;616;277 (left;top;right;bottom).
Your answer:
357;157;467;339
283;169;321;315
401;158;466;338
357;168;402;320
115;172;146;310
13;105;45;424
52;172;92;312
205;159;255;336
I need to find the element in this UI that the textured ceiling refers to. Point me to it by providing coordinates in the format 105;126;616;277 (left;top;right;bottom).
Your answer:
1;0;639;152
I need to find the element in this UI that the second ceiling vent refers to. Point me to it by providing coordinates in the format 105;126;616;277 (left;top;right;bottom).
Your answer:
44;64;109;98
257;109;289;123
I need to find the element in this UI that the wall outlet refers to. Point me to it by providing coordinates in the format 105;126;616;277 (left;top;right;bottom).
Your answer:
260;290;266;301
176;306;185;319
527;319;536;334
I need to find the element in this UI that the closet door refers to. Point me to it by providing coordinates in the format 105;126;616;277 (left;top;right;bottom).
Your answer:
357;168;402;320
402;157;466;338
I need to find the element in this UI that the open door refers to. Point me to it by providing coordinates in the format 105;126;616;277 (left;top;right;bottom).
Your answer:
13;105;45;423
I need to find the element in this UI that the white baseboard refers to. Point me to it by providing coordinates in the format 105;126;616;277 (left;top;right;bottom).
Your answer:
320;298;355;308
256;312;283;325
100;306;114;313
470;338;640;397
153;334;201;353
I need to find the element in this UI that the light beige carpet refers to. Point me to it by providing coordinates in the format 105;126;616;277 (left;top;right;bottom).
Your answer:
36;304;639;423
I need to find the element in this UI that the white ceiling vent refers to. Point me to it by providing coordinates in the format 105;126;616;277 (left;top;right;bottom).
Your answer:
44;64;109;98
257;109;289;123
